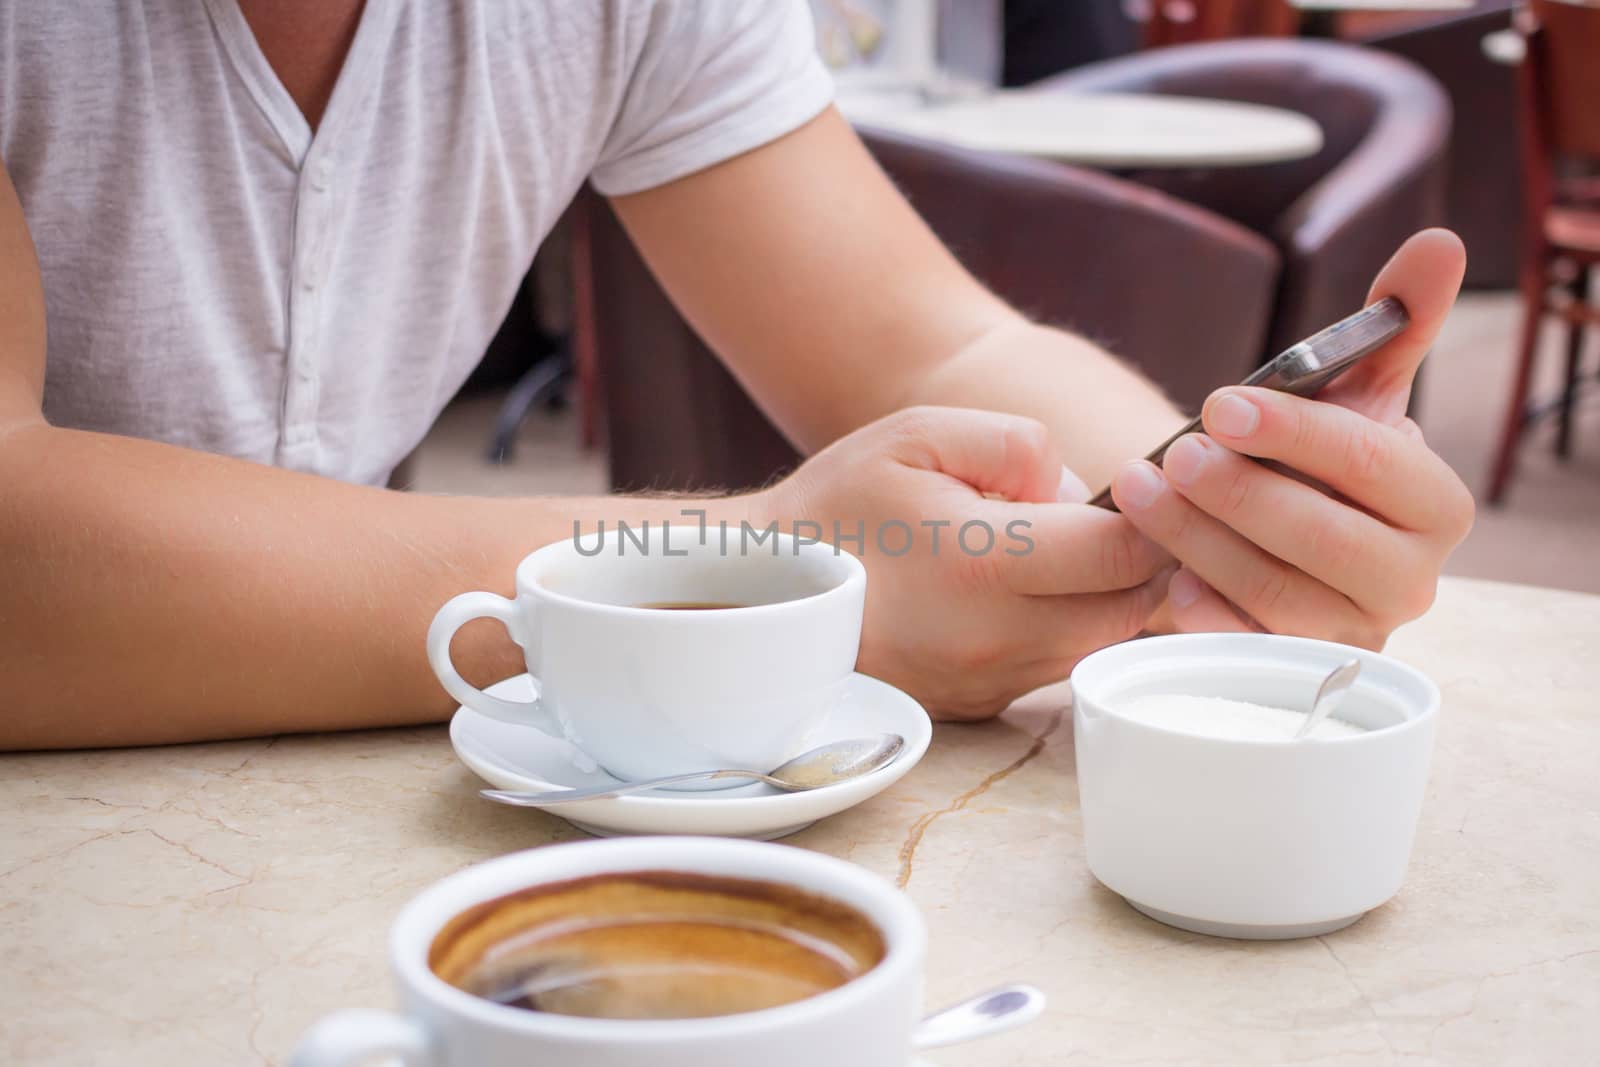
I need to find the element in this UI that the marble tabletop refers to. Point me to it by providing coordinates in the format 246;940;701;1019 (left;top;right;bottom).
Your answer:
840;89;1325;169
3;576;1597;1065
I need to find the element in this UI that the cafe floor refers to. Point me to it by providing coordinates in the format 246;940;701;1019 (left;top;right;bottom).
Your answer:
413;291;1600;596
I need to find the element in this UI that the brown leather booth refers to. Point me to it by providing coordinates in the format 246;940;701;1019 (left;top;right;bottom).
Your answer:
588;130;1280;494
1036;39;1451;357
1360;5;1522;289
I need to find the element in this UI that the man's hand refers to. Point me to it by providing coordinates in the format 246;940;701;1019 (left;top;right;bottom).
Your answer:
757;406;1173;720
1109;230;1475;648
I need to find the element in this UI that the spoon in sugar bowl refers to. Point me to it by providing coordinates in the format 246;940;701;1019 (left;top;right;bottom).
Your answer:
480;733;906;806
1293;658;1363;741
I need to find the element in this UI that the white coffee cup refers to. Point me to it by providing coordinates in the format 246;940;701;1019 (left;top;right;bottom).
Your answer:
1070;633;1440;940
427;523;866;782
290;837;1038;1067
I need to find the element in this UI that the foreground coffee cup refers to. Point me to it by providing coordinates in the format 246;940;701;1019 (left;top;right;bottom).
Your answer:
290;837;1038;1067
427;524;865;782
1071;633;1441;940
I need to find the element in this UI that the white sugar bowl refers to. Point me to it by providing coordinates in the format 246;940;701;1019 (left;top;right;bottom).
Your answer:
1070;633;1440;940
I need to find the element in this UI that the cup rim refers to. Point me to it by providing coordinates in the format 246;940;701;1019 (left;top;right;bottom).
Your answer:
389;837;925;1041
512;527;866;620
1070;632;1441;747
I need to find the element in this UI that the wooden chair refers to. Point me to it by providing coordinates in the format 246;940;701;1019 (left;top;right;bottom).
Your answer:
584;131;1280;493
1359;4;1522;288
1486;0;1600;505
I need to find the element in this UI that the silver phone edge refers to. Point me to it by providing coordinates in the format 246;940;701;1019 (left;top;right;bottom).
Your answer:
1088;297;1410;511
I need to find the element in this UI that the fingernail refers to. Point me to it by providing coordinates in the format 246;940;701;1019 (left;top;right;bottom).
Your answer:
1162;435;1209;488
1113;461;1165;511
1057;464;1091;504
1209;393;1260;438
1168;567;1204;608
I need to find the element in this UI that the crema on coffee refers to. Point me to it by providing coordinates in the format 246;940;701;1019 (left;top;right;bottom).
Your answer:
429;871;886;1020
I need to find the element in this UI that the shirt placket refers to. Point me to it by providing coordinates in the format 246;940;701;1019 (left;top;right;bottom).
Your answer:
282;152;335;469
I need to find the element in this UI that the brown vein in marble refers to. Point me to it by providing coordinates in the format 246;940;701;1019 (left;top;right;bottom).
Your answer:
1422;945;1600;1055
895;705;1065;889
246;961;272;1065
0;830;119;882
221;737;280;779
62;795;153;810
1316;935;1398;1057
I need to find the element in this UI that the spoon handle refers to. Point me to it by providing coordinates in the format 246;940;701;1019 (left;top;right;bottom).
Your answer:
913;983;1047;1050
480;769;780;806
1294;657;1363;741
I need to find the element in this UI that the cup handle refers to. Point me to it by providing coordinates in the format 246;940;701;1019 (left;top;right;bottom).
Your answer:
290;1009;434;1067
427;591;561;737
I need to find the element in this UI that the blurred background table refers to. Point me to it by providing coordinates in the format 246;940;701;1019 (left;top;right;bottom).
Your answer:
839;88;1323;168
1290;0;1473;10
1289;0;1475;39
3;576;1597;1065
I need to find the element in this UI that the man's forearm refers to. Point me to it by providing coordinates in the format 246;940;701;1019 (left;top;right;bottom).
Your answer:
903;318;1187;493
0;423;751;750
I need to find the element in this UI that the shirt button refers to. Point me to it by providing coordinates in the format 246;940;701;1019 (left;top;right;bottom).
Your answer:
310;158;333;190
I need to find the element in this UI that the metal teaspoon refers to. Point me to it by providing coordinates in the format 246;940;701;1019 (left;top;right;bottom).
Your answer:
913;983;1048;1050
1293;658;1363;741
479;733;906;806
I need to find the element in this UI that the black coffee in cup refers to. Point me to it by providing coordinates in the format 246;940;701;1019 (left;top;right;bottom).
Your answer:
429;871;886;1020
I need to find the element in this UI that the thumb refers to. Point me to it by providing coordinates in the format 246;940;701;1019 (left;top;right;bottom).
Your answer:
887;406;1065;504
1322;228;1466;425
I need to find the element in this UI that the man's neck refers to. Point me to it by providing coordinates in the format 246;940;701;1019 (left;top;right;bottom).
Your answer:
236;0;367;132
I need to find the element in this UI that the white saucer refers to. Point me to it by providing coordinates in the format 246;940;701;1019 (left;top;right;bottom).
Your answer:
450;672;932;840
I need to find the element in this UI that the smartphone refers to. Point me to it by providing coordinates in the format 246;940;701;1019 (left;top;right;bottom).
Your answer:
1087;296;1410;510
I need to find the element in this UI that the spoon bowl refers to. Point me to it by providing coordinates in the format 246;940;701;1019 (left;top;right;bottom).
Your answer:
480;733;906;807
1293;658;1362;741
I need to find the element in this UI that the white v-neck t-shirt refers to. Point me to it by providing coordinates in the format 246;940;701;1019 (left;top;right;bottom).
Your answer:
0;0;832;485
